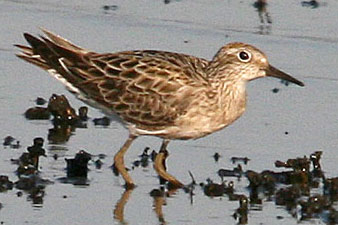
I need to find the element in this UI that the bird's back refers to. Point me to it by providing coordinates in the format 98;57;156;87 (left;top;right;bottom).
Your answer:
16;29;213;134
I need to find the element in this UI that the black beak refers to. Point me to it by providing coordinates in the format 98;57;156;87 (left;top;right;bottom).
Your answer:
266;65;304;87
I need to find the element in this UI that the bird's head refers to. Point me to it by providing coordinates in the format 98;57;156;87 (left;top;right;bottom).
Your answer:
208;42;304;87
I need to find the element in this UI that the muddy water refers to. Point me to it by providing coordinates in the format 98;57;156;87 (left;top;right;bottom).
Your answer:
1;0;338;224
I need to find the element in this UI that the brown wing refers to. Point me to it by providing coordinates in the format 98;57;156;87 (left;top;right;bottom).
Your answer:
16;29;210;129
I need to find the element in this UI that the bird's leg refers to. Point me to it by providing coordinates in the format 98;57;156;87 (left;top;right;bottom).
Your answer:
154;139;184;188
114;134;137;189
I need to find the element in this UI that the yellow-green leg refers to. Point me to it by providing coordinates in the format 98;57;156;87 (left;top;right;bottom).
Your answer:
114;135;137;189
154;139;184;188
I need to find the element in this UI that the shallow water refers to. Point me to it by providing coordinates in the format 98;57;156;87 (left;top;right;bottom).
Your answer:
1;0;338;224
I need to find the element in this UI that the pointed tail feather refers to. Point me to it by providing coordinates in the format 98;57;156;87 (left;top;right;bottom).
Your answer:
15;53;50;70
40;36;85;65
15;42;51;70
15;30;91;93
40;28;87;53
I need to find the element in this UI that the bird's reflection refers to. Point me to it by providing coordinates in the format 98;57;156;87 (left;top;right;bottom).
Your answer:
163;0;181;4
112;148;195;224
113;188;133;224
151;188;167;225
253;0;272;35
113;187;180;225
48;123;74;144
301;0;323;8
150;188;179;225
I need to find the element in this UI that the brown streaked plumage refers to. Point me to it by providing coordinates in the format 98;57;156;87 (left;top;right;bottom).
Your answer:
15;29;304;189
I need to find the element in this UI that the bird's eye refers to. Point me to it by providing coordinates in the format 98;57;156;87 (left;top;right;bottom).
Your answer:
238;51;251;62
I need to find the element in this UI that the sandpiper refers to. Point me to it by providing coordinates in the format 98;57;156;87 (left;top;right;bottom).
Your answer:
16;29;304;189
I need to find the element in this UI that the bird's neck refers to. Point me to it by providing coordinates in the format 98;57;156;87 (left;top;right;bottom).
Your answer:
215;80;247;126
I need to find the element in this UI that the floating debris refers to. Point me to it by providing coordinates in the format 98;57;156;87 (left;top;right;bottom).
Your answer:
2;138;52;206
24;107;51;120
97;154;107;159
3;136;15;146
240;151;336;223
26;137;46;169
233;195;249;224
213;152;221;162
324;178;338;201
275;156;310;172
201;179;226;197
65;150;92;178
93;116;111;126
48;94;79;125
111;163;120;176
299;194;331;220
281;79;290;86
200;179;235;198
78;106;89;121
48;123;74;144
182;171;197;196
12;137;46;176
15;175;52;205
231;156;250;165
3;136;21;149
0;175;14;192
163;0;181;4
95;159;103;170
102;5;118;11
149;188;165;197
25;95;89;129
1;128;337;225
301;0;320;8
272;88;279;93
15;176;49;190
53;154;58;160
218;164;243;180
35;97;47;105
150;150;157;162
253;0;267;9
133;147;151;168
310;151;323;177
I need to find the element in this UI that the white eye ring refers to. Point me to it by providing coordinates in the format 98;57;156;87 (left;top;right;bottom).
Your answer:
237;50;251;62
